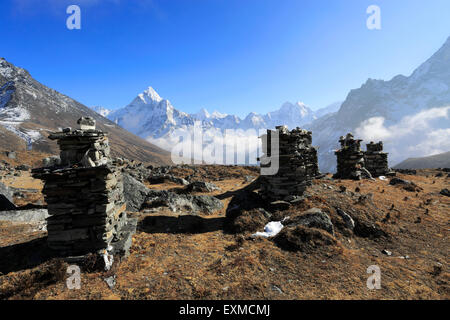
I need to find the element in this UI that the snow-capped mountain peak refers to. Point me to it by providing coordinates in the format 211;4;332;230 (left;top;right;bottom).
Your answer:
137;86;163;104
194;108;211;120
91;106;111;117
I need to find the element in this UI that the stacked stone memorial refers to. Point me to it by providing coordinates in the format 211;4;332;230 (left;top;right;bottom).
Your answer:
32;117;130;256
259;125;320;200
333;133;366;180
364;141;390;177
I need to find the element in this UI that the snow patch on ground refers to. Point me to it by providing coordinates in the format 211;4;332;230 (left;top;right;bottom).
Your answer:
252;221;284;238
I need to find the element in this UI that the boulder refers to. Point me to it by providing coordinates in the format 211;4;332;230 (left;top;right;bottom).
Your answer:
143;190;223;214
274;225;337;252
285;208;334;235
6;151;16;159
122;173;149;212
389;177;412;185
149;174;189;186
440;189;450;197
0;182;16;211
185;181;220;193
0;208;48;222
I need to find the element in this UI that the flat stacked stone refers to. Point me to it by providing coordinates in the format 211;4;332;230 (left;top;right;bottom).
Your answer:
333;133;365;180
49;118;110;168
32;117;130;257
259;125;320;200
364;141;390;177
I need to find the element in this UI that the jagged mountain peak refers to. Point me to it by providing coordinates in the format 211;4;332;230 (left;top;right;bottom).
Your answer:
0;58;32;83
139;86;163;103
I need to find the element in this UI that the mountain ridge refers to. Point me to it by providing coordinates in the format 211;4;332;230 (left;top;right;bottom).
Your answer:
0;58;172;165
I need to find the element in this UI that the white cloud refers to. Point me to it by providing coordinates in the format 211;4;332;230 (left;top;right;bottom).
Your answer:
355;106;450;165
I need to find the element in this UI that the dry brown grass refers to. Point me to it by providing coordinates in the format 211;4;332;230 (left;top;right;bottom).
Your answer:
0;165;448;300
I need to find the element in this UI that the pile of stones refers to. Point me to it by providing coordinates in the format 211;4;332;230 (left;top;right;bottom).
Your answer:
334;134;392;179
32;117;134;258
259;125;320;200
364;141;390;177
333;133;367;180
48;117;110;168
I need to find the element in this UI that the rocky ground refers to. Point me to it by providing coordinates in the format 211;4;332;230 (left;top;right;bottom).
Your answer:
0;151;448;300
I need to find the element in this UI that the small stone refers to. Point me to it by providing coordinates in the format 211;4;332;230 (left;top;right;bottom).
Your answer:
104;276;116;289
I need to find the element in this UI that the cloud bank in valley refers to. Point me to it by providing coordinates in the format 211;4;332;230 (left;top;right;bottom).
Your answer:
355;106;450;165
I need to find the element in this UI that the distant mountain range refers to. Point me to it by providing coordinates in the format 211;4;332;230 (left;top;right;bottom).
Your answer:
97;87;340;139
92;37;449;171
393;151;450;169
0;58;171;165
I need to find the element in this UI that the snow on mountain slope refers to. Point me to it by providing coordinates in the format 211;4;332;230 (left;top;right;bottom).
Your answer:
107;88;322;163
0;58;171;164
308;36;450;172
91;106;112;117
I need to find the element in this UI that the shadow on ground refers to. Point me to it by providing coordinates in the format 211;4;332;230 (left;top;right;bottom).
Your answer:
138;215;225;234
0;236;56;274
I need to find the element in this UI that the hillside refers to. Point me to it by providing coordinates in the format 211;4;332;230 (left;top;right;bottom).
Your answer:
307;36;450;172
0;58;172;165
394;151;450;169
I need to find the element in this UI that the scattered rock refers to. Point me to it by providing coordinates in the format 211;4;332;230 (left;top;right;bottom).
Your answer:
440;189;450;197
389;177;412;186
335;207;355;230
104;275;116;289
274;225;337;252
185;181;220;193
149;174;189;186
382;249;392;256
122;173;149;212
42;156;61;168
0;208;49;222
353;220;386;239
15;164;30;171
143;190;223;214
244;175;256;183
0;182;16;211
389;177;420;192
5;151;16;159
285;208;334;235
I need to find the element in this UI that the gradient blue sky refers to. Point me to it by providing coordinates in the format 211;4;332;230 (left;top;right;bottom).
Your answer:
2;0;450;117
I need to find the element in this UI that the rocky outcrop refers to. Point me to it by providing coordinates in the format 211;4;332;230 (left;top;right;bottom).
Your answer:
143;190;223;214
122;173;149;212
0;182;16;211
284;208;334;235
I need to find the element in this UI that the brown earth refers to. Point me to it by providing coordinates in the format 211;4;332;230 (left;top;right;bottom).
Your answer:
0;164;448;300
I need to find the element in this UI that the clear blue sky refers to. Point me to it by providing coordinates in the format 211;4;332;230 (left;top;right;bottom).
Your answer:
2;0;450;117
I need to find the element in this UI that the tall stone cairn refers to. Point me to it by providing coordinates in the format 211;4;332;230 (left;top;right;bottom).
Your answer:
259;125;320;200
32;117;128;256
333;133;365;180
364;141;389;177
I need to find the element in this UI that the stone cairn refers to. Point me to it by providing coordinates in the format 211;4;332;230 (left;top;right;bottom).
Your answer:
259;125;320;200
364;141;390;177
333;133;366;180
32;117;133;258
